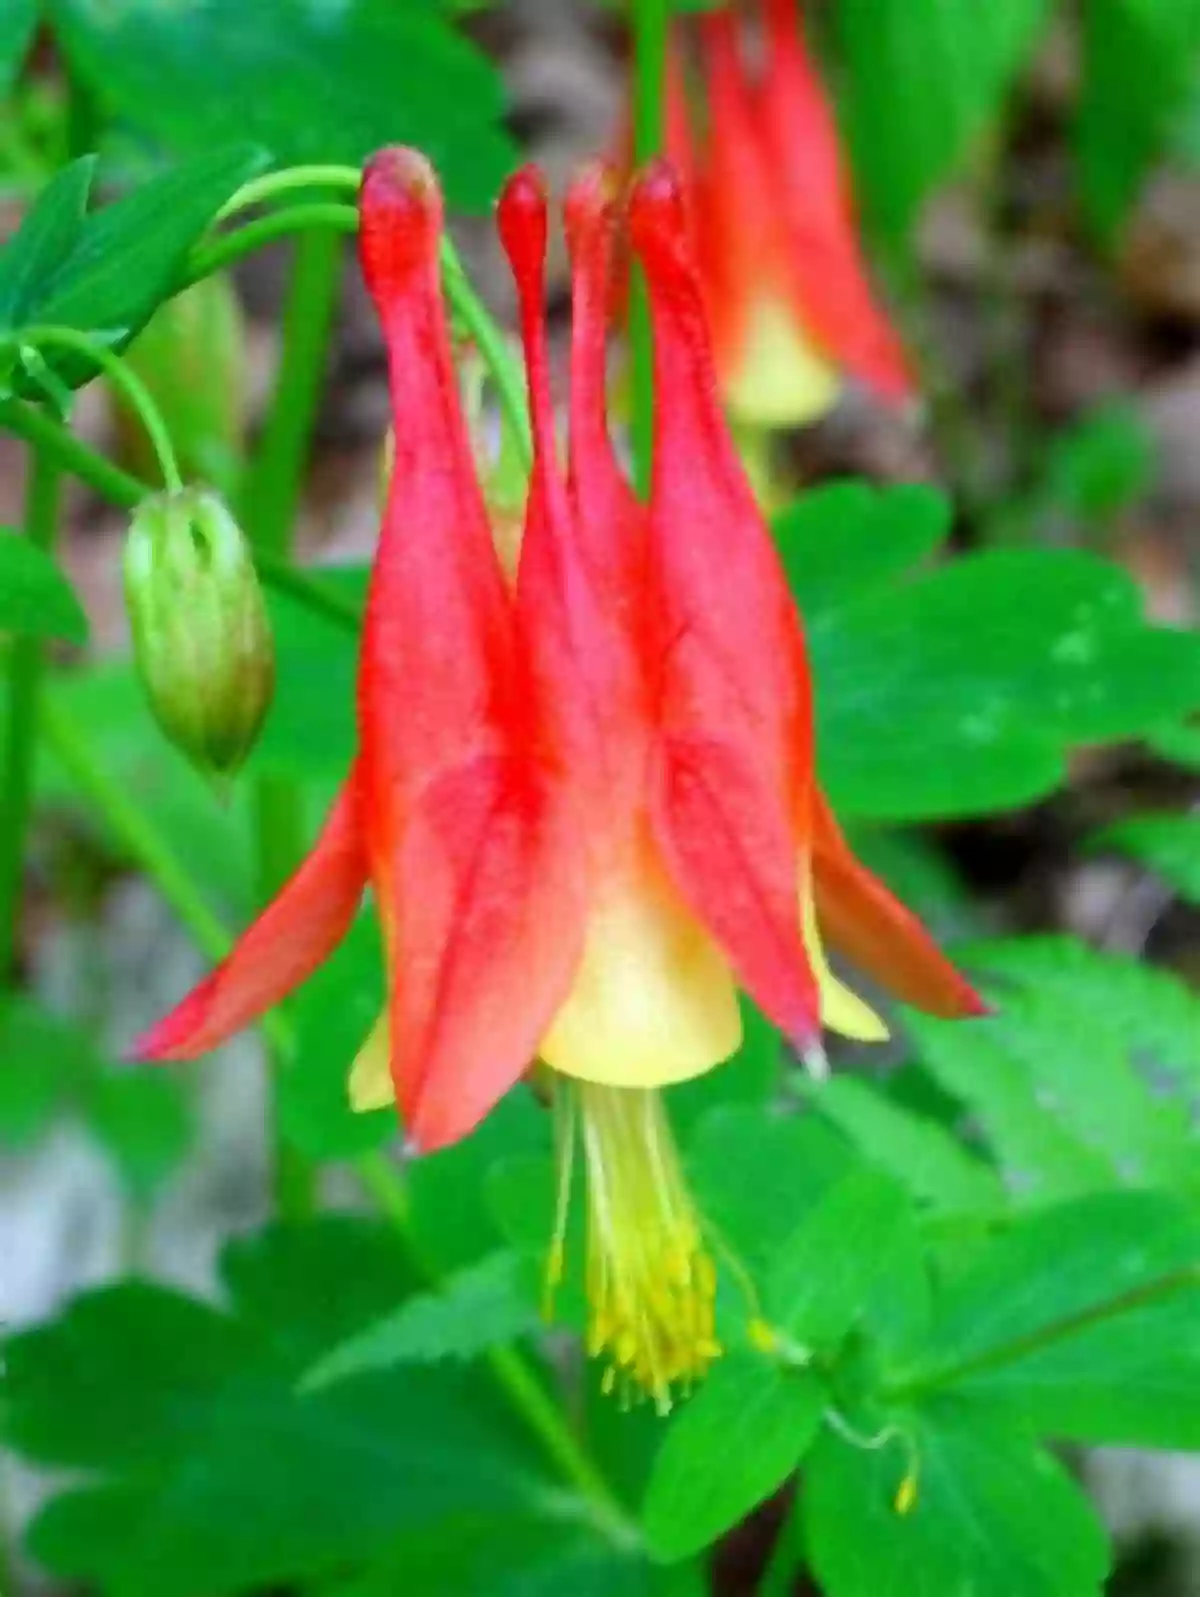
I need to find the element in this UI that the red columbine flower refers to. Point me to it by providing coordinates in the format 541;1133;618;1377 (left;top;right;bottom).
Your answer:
667;0;913;426
136;147;981;1410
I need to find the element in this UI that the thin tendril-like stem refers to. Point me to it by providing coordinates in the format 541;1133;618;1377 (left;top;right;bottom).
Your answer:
215;163;361;221
183;203;360;287
7;324;182;491
0;400;364;636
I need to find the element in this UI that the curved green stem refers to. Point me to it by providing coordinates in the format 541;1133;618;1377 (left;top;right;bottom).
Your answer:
187;203;531;473
8;325;182;491
629;0;670;493
216;163;361;222
0;396;147;509
185;203;359;288
253;550;364;632
0;446;61;982
238;228;342;557
0;400;363;636
441;237;531;470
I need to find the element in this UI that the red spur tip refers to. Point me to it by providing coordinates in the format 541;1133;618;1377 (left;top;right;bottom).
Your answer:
358;146;443;306
496;164;550;279
627;157;688;247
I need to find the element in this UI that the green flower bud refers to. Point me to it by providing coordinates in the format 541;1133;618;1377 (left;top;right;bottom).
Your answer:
123;488;274;777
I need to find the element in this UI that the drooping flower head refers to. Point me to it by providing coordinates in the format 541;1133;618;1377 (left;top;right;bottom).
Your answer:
666;0;914;427
135;146;982;1412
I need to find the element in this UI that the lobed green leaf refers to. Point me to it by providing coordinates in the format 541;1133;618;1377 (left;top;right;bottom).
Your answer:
47;0;514;212
804;1396;1109;1597
642;1356;824;1562
303;1251;540;1389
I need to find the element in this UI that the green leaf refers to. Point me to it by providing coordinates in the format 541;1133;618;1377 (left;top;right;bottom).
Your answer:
832;0;1051;245
34;144;268;351
954;1282;1200;1449
901;1189;1200;1391
279;912;391;1162
488;1152;587;1332
0;997;98;1148
1077;0;1200;240
304;1252;540;1390
774;482;951;621
767;1168;913;1348
326;1512;658;1597
45;662;254;920
0;157;96;332
908;937;1200;1201
0;533;87;643
0;0;40;94
815;548;1200;820
992;403;1157;542
1037;403;1156;520
217;1218;422;1364
4;1218;588;1597
803;1397;1110;1597
407;1089;550;1275
642;1357;823;1561
966;936;1200;1088
686;1105;856;1272
799;1074;1005;1218
1092;811;1200;903
248;567;364;779
49;0;515;212
81;1070;193;1202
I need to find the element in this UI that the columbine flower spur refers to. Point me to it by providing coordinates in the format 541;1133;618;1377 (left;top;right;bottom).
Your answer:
665;0;914;426
136;147;983;1412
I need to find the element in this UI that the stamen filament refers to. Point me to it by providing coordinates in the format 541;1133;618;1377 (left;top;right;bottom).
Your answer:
545;1080;722;1413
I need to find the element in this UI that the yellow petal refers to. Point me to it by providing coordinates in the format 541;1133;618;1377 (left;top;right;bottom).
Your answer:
801;881;890;1043
348;1009;393;1112
540;856;741;1089
724;295;840;430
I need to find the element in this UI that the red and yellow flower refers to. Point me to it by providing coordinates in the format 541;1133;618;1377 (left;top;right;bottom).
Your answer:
136;147;980;1411
666;0;913;427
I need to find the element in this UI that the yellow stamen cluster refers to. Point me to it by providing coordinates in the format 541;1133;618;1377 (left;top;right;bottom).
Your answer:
546;1081;722;1414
